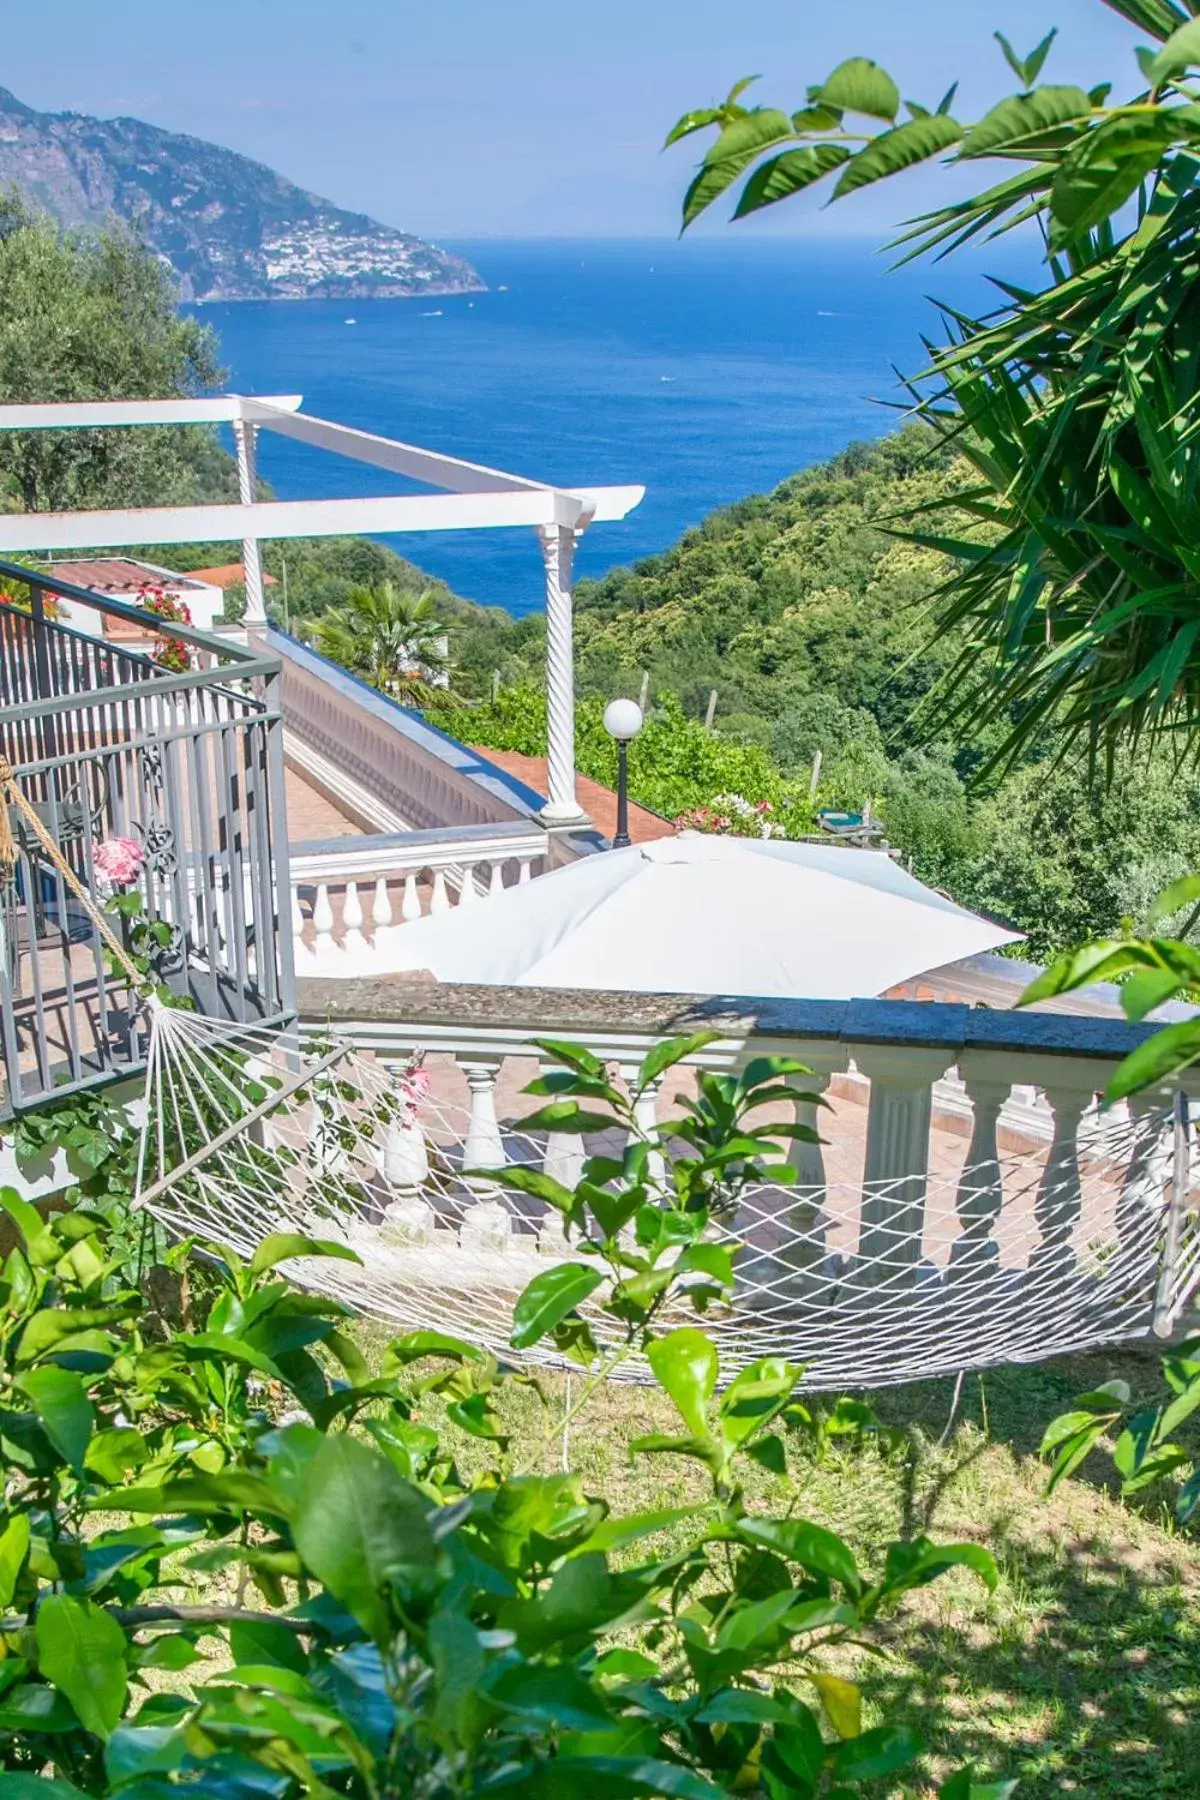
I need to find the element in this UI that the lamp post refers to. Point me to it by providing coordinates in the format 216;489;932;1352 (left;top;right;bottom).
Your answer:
603;697;643;850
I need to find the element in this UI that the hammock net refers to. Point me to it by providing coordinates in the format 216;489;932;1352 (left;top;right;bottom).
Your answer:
133;999;1200;1391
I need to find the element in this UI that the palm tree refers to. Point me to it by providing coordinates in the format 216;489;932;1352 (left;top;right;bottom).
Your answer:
311;583;456;709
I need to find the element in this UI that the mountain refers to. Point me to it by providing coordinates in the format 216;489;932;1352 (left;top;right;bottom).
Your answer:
0;86;483;302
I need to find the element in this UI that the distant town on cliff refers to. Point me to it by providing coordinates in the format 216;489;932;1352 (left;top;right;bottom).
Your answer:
0;84;484;301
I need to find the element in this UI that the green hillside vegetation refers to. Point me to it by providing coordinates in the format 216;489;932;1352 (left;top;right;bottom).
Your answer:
434;427;1200;963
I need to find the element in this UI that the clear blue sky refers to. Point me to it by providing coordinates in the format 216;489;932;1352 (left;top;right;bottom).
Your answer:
4;1;1145;238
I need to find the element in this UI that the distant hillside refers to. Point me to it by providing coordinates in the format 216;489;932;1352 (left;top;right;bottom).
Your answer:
0;86;483;302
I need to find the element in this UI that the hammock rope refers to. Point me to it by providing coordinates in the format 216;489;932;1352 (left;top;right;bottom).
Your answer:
132;1004;1200;1390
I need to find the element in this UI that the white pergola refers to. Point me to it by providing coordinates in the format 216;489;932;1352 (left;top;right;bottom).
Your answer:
0;395;645;823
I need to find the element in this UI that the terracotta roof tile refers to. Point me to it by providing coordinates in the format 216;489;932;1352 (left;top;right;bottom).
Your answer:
470;748;675;844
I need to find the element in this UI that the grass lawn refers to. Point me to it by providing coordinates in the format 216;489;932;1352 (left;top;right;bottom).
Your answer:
449;1340;1200;1799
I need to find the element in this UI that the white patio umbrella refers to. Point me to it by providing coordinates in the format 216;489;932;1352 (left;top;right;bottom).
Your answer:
390;832;1021;1000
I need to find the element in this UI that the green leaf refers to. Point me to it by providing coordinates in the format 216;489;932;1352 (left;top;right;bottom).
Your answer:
1151;872;1200;924
701;109;794;168
1120;967;1183;1022
834;114;961;197
732;145;852;217
292;1433;436;1646
35;1594;128;1739
833;1724;922;1781
230;1618;308;1675
744;1433;787;1474
635;1031;719;1092
16;1366;93;1470
647;1329;718;1436
959;86;1092;158
489;1663;613;1731
511;1262;604;1350
819;57;900;121
0;1187;57;1266
1107;1018;1200;1100
1050;112;1186;247
249;1233;361;1275
740;1516;862;1594
487;1164;579;1216
0;1513;29;1608
1150;16;1200;81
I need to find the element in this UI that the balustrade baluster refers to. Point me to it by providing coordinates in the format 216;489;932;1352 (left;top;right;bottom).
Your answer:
372;878;393;933
290;881;314;974
342;882;367;956
430;870;451;915
488;861;506;899
401;873;422;921
458;861;479;906
764;1055;840;1292
459;1059;511;1251
1030;1070;1097;1278
518;857;534;885
949;1062;1011;1280
857;1047;954;1288
381;1083;433;1246
312;883;336;963
1116;1090;1174;1260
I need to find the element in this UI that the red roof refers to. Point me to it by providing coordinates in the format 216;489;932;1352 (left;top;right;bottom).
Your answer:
471;748;675;845
186;562;277;589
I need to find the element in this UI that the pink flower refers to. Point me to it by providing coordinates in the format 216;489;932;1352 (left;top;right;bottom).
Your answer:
93;836;145;886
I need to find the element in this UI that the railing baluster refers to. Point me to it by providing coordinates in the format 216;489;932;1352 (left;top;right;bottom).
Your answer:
401;873;422;921
1031;1071;1098;1277
430;869;451;914
312;883;336;961
949;1062;1011;1280
857;1047;954;1289
459;1059;511;1251
457;860;479;906
342;882;366;956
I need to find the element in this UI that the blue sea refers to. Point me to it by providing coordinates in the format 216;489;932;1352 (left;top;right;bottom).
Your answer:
193;238;1029;617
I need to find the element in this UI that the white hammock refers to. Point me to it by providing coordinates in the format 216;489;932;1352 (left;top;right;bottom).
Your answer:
131;997;1200;1390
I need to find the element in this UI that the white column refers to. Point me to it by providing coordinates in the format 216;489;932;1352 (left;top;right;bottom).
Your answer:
1116;1090;1173;1254
342;882;366;957
857;1046;954;1286
430;870;451;915
312;882;336;964
536;523;587;824
460;1060;510;1250
401;873;422;921
949;1064;1010;1280
773;1057;838;1283
1030;1074;1095;1277
233;420;267;628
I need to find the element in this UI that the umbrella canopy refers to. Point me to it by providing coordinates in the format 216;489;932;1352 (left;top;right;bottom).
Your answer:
390;833;1021;1000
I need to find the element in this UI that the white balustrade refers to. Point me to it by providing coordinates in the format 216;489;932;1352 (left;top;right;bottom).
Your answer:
294;1004;1194;1351
856;1045;957;1287
288;832;548;978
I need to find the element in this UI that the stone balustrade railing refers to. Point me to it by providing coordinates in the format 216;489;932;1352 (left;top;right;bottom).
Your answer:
289;823;553;977
291;977;1200;1381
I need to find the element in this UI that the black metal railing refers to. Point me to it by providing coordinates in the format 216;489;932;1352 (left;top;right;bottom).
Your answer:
0;564;295;1115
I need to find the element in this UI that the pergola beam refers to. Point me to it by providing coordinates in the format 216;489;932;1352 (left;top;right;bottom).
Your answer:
241;401;543;497
0;396;304;429
0;393;643;825
0;487;647;553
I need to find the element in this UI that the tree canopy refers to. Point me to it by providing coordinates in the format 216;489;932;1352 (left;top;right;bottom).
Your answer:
0;192;232;514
